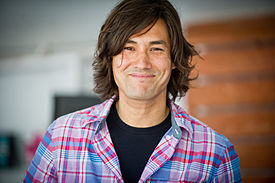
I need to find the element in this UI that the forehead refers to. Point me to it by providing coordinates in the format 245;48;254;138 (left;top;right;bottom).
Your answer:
128;19;170;45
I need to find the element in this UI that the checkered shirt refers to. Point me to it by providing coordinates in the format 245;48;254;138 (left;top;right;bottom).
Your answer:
23;97;241;182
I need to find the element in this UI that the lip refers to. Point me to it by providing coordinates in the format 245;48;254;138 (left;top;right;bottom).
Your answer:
129;73;155;78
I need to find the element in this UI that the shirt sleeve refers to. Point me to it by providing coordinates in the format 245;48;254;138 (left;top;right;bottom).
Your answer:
213;141;242;183
23;123;58;183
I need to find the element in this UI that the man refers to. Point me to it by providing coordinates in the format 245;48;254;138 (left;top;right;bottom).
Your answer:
24;0;241;182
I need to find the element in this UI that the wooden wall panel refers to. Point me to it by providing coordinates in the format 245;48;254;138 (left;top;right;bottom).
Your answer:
235;143;275;168
242;177;275;183
195;47;275;75
186;14;275;182
200;112;275;136
186;15;275;44
189;80;275;106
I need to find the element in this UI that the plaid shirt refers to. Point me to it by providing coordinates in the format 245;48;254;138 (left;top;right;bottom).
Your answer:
24;97;241;183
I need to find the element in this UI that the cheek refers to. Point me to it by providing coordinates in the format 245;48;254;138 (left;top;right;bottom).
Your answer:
113;53;131;71
112;55;122;68
153;57;173;70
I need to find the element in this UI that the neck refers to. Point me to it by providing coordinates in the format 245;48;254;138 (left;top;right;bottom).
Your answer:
115;94;170;128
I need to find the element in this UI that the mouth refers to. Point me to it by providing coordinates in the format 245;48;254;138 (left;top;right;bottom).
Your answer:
129;73;155;78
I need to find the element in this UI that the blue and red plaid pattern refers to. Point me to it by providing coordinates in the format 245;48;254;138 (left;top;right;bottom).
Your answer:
23;97;241;182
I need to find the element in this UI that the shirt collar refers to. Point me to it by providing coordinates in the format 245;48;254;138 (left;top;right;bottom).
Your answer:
81;96;116;128
82;95;193;140
169;101;193;140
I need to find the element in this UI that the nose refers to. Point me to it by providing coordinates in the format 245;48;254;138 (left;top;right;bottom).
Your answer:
134;50;152;69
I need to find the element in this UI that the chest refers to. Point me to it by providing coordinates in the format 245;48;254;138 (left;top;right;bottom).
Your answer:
54;139;217;183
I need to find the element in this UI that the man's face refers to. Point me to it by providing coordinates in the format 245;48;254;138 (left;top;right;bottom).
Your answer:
112;18;175;101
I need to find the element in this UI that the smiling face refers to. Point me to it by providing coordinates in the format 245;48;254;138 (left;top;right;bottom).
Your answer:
112;19;175;102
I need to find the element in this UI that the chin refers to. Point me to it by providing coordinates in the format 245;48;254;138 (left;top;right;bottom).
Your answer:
127;92;157;101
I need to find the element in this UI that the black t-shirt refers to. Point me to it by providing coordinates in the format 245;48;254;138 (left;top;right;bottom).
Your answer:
107;104;171;183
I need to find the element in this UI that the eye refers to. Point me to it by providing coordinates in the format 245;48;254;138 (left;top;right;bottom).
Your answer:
124;47;135;51
150;47;164;52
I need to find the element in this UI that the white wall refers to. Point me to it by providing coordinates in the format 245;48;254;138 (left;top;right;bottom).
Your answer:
0;53;83;141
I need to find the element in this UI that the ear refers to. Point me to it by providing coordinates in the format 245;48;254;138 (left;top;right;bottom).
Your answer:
171;62;176;70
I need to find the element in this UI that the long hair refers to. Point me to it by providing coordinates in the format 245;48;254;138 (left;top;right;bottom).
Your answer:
93;0;198;101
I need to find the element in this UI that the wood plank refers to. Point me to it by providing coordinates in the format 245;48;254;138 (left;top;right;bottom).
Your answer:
193;111;275;136
191;46;275;75
234;142;275;168
242;175;275;183
188;80;275;106
186;15;275;45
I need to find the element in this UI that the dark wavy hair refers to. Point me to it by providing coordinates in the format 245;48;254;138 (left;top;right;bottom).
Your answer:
93;0;198;101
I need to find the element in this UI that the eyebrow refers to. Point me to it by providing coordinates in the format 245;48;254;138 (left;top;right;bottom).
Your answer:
126;39;169;48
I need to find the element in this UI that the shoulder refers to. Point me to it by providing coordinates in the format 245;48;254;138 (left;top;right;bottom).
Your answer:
188;113;233;153
171;102;233;153
172;102;240;176
48;98;113;138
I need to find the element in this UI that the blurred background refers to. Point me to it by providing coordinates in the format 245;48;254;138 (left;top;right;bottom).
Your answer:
0;0;274;182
